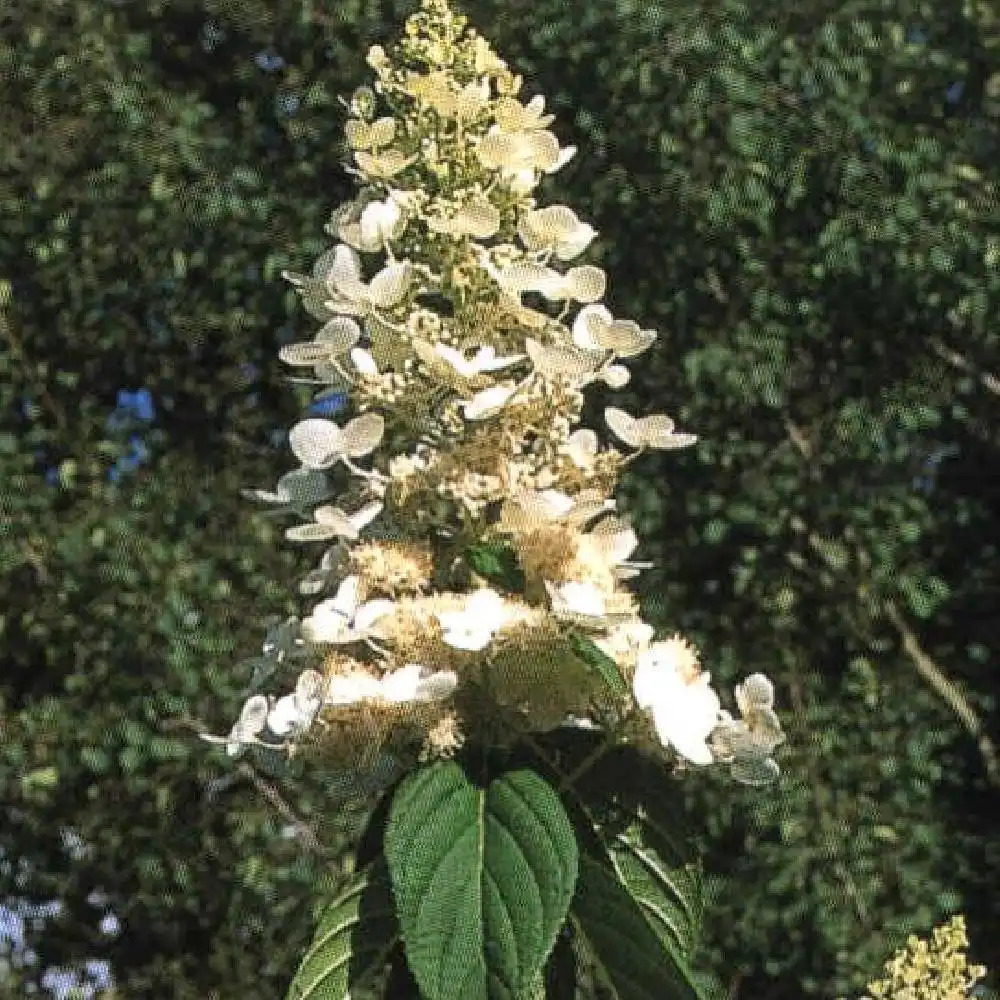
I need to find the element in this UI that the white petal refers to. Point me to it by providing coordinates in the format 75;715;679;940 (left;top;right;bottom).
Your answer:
295;669;325;708
465;588;509;626
342;412;385;457
460;385;516;420
378;663;423;702
546;580;606;618
237;695;270;733
289;418;346;469
632;648;683;709
266;694;302;736
313;505;358;537
351;347;379;376
368;263;411;308
736;673;775;712
435;344;478;378
301;604;350;643
605;407;641;448
632;414;675;447
548;145;577;173
469;346;526;372
353;598;396;633
564;265;605;302
572;304;612;351
316;316;363;353
567;429;598;468
600;365;631;389
286;522;341;543
332;576;361;616
279;341;340;366
441;626;495;652
326;670;382;705
328;244;364;293
348;500;384;534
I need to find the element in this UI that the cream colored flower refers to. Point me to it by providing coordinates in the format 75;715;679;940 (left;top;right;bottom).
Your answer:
499;486;614;534
494;94;554;132
459;382;525;420
544;579;609;628
593;618;655;665
354;148;418;180
709;673;785;786
301;576;396;644
325;669;383;705
572;304;657;358
200;695;270;757
285;499;383;543
633;637;721;765
605;406;698;451
345;116;397;151
432;343;526;379
278;315;363;370
288;413;385;470
518;205;597;261
524;338;603;385
477;126;561;173
566;429;598;470
321;243;413;316
267;669;325;736
436;589;513;651
425;194;501;239
379;663;458;703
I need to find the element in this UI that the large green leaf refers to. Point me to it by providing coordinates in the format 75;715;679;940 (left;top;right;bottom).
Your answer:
559;749;708;994
384;759;578;1000
604;817;705;968
570;855;703;1000
286;859;399;1000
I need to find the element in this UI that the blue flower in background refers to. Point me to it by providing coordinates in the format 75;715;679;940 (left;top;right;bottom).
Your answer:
114;388;155;423
945;81;965;105
108;435;150;484
105;389;156;483
907;25;928;44
254;50;285;73
307;392;349;418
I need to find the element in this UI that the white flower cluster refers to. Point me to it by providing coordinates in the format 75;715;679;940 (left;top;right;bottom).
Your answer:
202;0;784;783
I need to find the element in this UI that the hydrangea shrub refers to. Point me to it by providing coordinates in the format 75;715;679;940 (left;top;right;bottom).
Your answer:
200;1;787;996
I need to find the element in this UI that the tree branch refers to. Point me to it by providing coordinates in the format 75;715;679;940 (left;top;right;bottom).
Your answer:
784;419;1000;788
883;601;999;787
930;339;1000;397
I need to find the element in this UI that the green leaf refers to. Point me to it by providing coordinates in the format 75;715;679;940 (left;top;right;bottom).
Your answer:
604;819;705;967
570;854;703;1000
561;750;707;992
465;541;526;593
565;628;629;699
384;760;578;1000
286;859;399;1000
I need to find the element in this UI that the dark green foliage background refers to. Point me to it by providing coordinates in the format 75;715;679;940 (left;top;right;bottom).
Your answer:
1;0;997;996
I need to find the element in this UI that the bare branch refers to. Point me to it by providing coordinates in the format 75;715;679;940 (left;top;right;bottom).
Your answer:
884;601;999;788
931;339;1000;397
